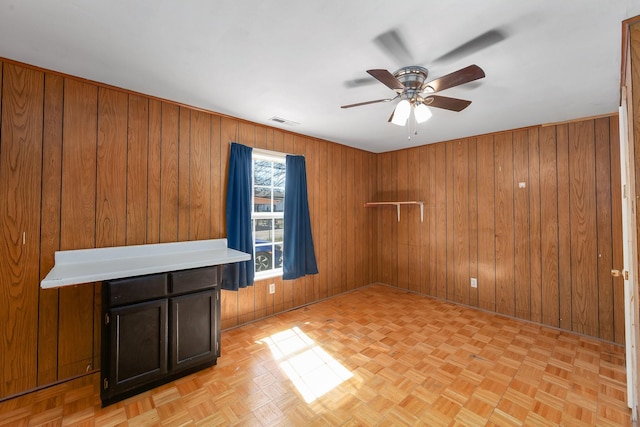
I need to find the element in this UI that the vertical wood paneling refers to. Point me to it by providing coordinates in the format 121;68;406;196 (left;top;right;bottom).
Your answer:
427;144;438;296
177;107;191;243
38;73;63;386
477;135;496;311
126;95;149;245
0;63;43;396
453;140;469;305
445;142;455;301
210;115;222;238
595;117;614;341
528;128;542;323
494;132;515;316
59;78;97;379
147;99;162;243
539;126;560;327
407;147;421;293
434;145;447;299
160;103;179;243
513;130;530;320
346;147;357;291
96;88;127;248
315;139;329;301
189;110;211;240
419;146;430;295
569;121;598;337
557;124;572;330
397;150;409;289
468;139;478;307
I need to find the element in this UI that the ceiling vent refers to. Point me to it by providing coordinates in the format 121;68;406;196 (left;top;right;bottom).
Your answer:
268;116;299;126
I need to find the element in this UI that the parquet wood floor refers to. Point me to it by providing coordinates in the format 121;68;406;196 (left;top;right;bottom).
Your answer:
0;285;631;426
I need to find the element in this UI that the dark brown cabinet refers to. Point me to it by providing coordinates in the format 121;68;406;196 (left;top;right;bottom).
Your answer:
101;266;220;406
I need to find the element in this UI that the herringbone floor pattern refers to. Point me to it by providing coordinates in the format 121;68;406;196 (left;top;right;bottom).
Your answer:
0;284;631;426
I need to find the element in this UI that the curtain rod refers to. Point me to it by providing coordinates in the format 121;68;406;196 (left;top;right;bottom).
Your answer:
229;142;304;158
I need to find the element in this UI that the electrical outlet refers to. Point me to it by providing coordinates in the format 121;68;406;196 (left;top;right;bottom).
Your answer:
470;278;478;288
269;283;275;294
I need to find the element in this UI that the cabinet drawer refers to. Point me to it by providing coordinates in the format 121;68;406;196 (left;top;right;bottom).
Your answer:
171;266;217;294
107;274;168;306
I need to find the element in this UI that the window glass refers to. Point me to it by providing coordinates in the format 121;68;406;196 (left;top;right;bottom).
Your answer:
252;154;285;276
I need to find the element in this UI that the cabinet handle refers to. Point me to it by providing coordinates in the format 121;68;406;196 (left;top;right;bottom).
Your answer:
103;378;108;389
105;313;110;325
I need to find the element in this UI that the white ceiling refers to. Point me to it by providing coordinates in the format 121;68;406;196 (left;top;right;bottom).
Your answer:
0;1;639;153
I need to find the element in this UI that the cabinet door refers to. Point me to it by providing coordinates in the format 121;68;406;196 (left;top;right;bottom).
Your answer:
105;299;168;398
170;290;217;373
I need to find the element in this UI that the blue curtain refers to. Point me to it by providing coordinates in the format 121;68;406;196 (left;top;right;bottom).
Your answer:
283;155;318;280
222;143;254;290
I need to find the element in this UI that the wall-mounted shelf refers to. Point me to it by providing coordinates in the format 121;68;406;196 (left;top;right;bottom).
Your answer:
364;201;424;222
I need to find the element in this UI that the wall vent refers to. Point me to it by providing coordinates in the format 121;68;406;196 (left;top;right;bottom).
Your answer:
268;116;299;126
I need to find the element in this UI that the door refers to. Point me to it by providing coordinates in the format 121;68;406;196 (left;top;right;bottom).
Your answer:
618;88;639;419
104;299;168;400
170;290;217;373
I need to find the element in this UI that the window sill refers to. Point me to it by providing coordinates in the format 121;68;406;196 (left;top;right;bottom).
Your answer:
255;269;283;281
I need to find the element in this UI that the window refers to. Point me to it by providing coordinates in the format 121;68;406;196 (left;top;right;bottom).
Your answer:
252;151;285;277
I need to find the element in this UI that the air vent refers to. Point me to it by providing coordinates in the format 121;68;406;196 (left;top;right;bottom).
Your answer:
268;116;299;126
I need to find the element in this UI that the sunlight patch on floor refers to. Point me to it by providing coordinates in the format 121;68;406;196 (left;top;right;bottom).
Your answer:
262;326;353;403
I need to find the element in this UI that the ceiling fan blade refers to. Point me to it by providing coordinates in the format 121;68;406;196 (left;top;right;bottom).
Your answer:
424;95;472;112
422;64;485;93
433;28;507;64
343;76;378;88
367;69;405;92
373;28;413;65
341;98;393;109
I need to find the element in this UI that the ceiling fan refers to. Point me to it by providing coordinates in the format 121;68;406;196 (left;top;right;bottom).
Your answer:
340;64;485;126
341;27;504;127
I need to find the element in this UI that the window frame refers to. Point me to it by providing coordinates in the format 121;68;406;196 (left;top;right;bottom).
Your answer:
252;149;286;280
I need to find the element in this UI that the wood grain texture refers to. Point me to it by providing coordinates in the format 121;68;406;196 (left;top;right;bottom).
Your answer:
147;99;162;243
160;102;179;243
453;140;469;305
539;126;560;327
494;132;515;316
527;128;542;324
569;121;598;337
0;63;43;396
38;73;63;386
397;149;410;290
59;78;97;379
556;124;572;331
434;144;447;300
177;107;191;243
189;110;211;240
476;135;496;312
594;117;614;341
374;119;620;342
513;130;530;320
96;87;127;248
126;94;149;245
445;142;454;302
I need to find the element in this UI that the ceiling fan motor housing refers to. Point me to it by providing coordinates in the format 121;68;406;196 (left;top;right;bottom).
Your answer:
394;66;431;105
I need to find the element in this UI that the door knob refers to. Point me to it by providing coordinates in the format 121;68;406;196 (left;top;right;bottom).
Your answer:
611;269;628;279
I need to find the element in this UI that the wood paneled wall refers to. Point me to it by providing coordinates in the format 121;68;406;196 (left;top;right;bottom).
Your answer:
0;59;376;399
0;56;625;401
373;117;625;344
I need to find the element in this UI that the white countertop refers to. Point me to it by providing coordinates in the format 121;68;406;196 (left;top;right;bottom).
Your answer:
40;239;251;289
